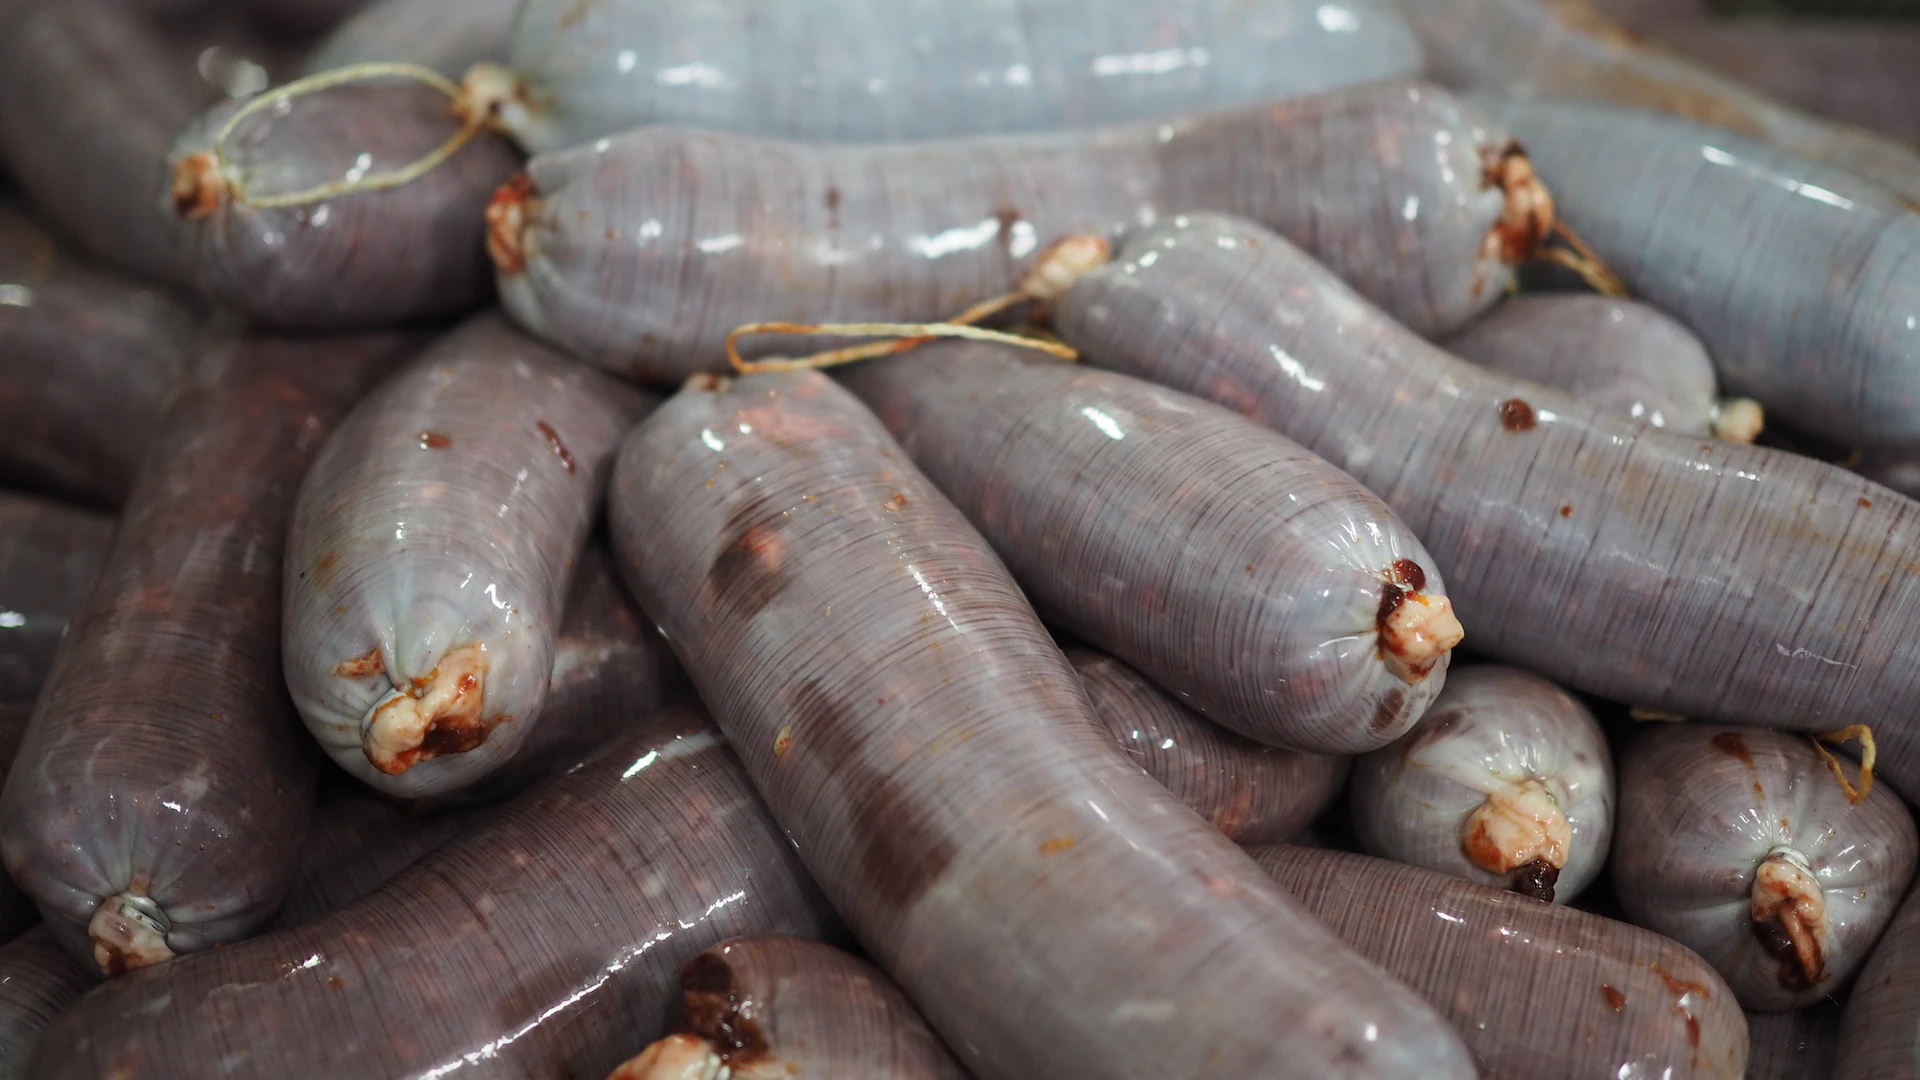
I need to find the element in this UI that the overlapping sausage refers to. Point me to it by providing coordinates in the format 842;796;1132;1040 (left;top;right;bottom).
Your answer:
1836;881;1920;1079
300;0;519;77
0;495;114;705
0;929;92;1080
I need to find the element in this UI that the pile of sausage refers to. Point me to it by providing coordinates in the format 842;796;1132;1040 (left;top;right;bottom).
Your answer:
3;0;1918;1076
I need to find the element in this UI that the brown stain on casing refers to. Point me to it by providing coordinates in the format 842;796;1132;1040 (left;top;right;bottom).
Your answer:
1600;984;1626;1012
419;431;452;450
678;953;770;1064
536;421;575;473
1498;399;1538;432
1511;858;1560;903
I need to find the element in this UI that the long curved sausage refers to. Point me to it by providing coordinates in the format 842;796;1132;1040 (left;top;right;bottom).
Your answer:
477;0;1423;152
1441;293;1744;439
841;344;1462;755
0;0;296;286
0;204;196;507
1836;881;1920;1079
0;329;421;976
1348;664;1613;904
30;709;842;1080
284;313;651;798
1247;844;1748;1079
0;494;114;705
301;0;520;77
1745;1001;1837;1080
1051;211;1920;800
611;935;967;1080
1475;97;1920;471
0;928;92;1080
494;78;1550;383
1612;725;1918;1011
162;77;521;329
608;369;1476;1080
1067;648;1349;844
1390;0;1920;203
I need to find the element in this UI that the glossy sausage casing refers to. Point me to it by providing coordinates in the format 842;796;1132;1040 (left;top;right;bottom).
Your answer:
0;329;420;973
0;204;195;507
0;495;114;705
842;345;1459;755
1836;881;1920;1079
1349;664;1614;903
1250;844;1749;1079
284;313;652;797
1068;649;1348;844
499;79;1531;383
30;710;841;1079
0;928;93;1080
492;0;1423;151
1612;725;1919;1010
609;369;1476;1080
1052;211;1920;800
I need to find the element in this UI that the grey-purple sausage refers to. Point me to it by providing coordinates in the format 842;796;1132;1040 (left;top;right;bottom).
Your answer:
284;313;652;798
1612;725;1918;1010
608;369;1476;1080
0;929;91;1080
1051;211;1920;801
0;329;421;976
0;203;195;508
841;344;1463;755
0;494;114;706
301;0;519;77
1249;844;1747;1078
1067;648;1349;844
494;78;1553;384
29;709;842;1079
1836;880;1920;1079
611;935;968;1080
1349;664;1614;904
1746;1001;1837;1080
162;75;520;330
1442;293;1755;440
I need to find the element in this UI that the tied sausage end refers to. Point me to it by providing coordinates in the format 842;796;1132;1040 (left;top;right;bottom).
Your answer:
169;151;227;222
1459;779;1573;902
89;892;173;975
487;173;538;275
1376;566;1464;683
1481;142;1555;265
1017;235;1112;303
607;1033;731;1080
361;643;501;775
1750;846;1829;991
1710;398;1766;443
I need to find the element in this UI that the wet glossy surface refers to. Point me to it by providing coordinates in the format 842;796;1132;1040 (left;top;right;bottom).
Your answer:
0;330;420;970
842;344;1454;754
501;79;1513;382
0;928;92;1080
1251;845;1748;1079
1481;97;1920;456
1613;725;1918;1010
30;711;841;1079
1054;212;1920;800
1070;649;1349;843
166;79;520;328
1445;294;1721;435
285;313;652;798
0;495;114;705
501;0;1422;152
0;204;196;508
1351;664;1614;902
1746;1000;1837;1080
608;369;1475;1080
302;0;518;75
1837;881;1920;1079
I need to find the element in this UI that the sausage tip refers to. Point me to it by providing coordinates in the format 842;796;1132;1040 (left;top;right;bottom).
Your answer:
169;151;226;222
1458;779;1571;888
1377;589;1464;683
88;893;172;976
486;173;538;275
362;643;499;775
606;1033;728;1080
1481;142;1554;265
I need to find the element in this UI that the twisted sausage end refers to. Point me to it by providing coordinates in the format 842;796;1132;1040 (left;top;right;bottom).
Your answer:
169;151;226;222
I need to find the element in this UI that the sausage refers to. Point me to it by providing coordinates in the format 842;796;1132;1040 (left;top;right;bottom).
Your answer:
1746;1001;1837;1080
0;0;298;287
1391;0;1920;203
0;928;92;1080
1473;97;1920;472
0;494;114;705
1611;725;1918;1011
1836;881;1920;1079
0;203;196;507
1246;844;1748;1079
162;75;521;329
300;0;519;77
284;313;651;798
1066;648;1349;844
1348;664;1613;904
840;343;1462;755
1441;293;1758;441
477;0;1423;152
608;369;1476;1080
29;709;843;1080
493;78;1551;384
267;782;479;929
610;935;967;1080
1051;211;1920;800
0;328;421;976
